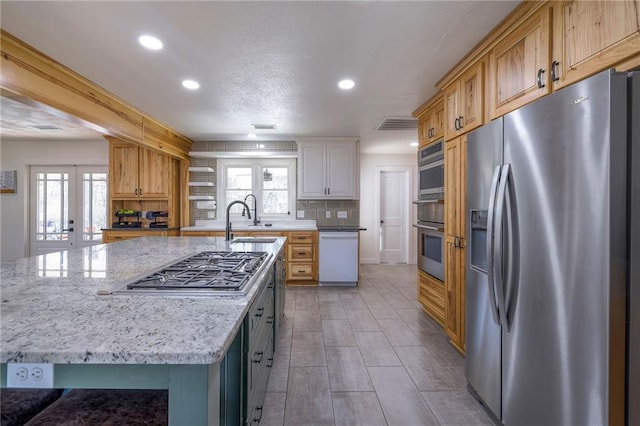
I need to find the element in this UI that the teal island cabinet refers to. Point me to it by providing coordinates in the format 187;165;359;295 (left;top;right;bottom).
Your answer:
0;236;286;425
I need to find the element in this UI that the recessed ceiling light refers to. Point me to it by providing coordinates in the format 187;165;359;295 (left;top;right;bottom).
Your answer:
138;35;163;50
182;80;200;90
338;79;355;90
247;133;257;139
410;142;419;147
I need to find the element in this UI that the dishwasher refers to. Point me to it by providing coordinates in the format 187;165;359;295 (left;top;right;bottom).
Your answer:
318;231;359;286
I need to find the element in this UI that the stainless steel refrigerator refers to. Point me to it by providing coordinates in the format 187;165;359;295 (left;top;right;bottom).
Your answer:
465;69;638;426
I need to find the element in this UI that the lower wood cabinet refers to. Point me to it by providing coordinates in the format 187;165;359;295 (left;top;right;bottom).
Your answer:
418;270;445;326
285;231;317;284
102;229;179;243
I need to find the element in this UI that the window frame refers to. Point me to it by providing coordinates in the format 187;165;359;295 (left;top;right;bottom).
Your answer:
217;158;296;222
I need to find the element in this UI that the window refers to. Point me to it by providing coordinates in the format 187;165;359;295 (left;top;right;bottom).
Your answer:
218;159;296;220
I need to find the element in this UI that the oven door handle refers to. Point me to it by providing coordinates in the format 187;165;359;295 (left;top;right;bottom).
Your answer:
412;223;444;232
412;199;444;205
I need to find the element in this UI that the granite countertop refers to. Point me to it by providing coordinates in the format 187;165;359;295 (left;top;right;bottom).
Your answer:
0;236;285;366
182;219;317;232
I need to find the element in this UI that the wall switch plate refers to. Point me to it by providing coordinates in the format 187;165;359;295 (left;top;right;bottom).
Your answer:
326;211;331;219
7;363;54;388
297;210;305;218
337;211;348;219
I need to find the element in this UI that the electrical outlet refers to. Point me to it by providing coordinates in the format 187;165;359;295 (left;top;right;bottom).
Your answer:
337;211;348;219
7;363;54;388
325;211;331;219
297;210;305;218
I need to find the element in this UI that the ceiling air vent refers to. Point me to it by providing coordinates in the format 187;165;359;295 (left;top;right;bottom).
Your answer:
30;124;63;131
251;124;277;130
375;117;418;131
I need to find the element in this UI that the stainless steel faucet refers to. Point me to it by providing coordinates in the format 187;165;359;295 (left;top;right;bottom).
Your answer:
225;200;251;241
244;194;259;226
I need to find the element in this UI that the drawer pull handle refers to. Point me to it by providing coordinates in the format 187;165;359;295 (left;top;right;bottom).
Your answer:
255;307;264;317
297;270;306;273
252;351;264;364
266;316;274;324
252;406;263;423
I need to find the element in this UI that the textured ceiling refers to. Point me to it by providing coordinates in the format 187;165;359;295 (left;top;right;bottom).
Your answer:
0;1;519;154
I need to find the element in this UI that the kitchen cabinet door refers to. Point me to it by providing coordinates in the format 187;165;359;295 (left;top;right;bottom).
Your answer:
430;99;445;142
417;96;445;147
444;61;484;139
110;142;139;198
552;0;640;89
418;270;445;326
488;6;551;119
444;134;466;353
325;143;355;198
298;144;326;198
138;147;170;198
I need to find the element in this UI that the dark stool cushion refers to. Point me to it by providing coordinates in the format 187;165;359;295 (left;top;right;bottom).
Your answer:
24;389;167;426
1;388;64;426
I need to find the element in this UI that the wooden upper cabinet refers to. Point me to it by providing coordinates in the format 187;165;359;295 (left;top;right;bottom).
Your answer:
138;148;170;198
110;143;140;198
552;0;640;89
109;141;170;199
416;96;445;147
488;6;551;119
429;99;445;143
444;61;484;140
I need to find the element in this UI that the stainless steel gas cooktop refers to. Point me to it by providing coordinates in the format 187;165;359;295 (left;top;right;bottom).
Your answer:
118;251;270;296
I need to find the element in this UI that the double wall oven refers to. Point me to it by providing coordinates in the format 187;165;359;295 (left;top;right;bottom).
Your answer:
414;141;445;281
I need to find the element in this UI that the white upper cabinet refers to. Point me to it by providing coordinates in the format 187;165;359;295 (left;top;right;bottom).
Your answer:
297;138;359;200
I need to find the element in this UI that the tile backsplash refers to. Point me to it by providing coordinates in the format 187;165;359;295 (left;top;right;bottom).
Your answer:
296;200;360;227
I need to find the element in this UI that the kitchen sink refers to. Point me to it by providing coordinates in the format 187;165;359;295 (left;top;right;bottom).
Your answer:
231;237;278;244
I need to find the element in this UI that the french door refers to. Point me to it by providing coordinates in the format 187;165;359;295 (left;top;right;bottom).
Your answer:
30;166;108;256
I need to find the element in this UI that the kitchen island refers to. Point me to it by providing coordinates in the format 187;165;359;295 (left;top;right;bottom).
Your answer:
0;236;286;425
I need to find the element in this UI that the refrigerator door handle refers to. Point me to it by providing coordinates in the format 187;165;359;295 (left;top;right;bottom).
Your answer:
486;165;502;325
494;164;511;326
504;165;519;331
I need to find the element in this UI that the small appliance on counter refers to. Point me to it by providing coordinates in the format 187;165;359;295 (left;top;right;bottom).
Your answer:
146;211;169;228
112;210;142;228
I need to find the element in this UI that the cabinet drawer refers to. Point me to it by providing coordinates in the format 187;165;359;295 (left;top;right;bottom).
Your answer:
287;244;313;261
286;263;314;280
418;272;445;325
288;232;314;244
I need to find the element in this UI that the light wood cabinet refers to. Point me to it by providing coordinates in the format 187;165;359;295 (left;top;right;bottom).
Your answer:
444;61;484;140
552;0;640;89
105;137;181;239
417;97;445;147
110;141;170;199
102;229;179;243
297;139;358;200
418;270;445;326
286;231;317;284
488;6;551;119
444;135;466;353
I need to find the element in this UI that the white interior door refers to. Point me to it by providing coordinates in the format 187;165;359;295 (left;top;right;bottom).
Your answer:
30;166;108;256
379;170;408;263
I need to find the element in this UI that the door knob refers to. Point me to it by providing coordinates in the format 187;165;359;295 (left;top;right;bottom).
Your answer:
380;220;384;224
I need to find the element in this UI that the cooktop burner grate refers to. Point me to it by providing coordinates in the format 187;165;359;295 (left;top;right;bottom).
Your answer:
125;251;268;291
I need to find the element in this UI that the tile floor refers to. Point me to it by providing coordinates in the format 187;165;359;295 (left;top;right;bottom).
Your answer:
262;264;493;426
